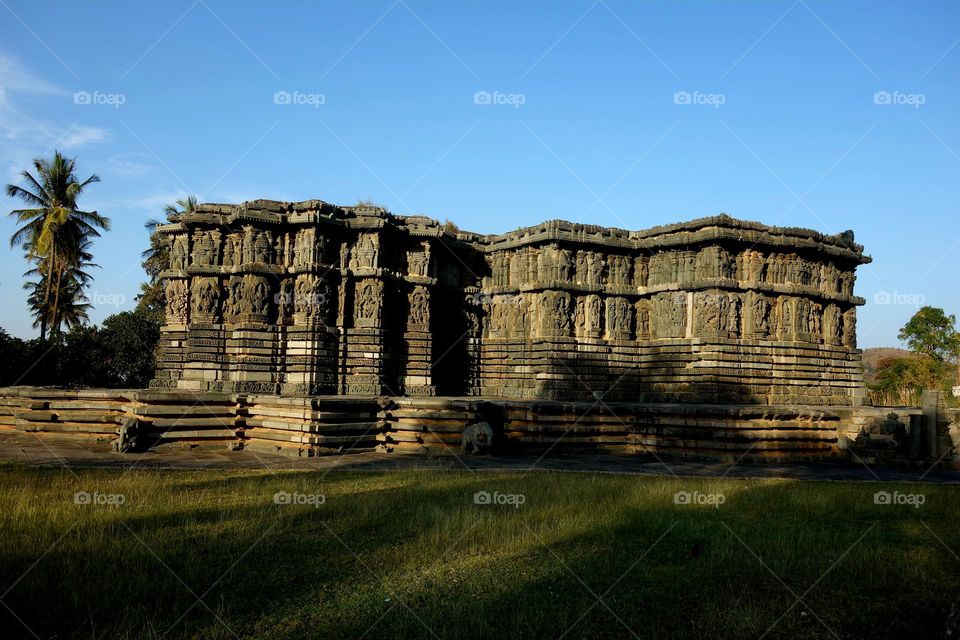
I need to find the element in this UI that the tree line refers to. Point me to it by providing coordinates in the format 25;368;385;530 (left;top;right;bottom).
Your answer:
868;306;960;406
0;151;192;387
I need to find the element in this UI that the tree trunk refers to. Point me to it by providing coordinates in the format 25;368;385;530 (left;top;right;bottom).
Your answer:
40;247;56;342
51;258;63;337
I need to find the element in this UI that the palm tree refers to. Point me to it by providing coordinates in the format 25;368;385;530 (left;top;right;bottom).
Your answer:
138;195;196;316
6;151;109;339
22;236;98;335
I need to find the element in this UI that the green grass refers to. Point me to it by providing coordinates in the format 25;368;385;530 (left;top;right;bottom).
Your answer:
0;464;958;639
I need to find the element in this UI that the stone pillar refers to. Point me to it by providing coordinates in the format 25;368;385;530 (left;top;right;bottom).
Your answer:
402;285;435;395
342;277;390;395
281;273;338;395
180;276;228;391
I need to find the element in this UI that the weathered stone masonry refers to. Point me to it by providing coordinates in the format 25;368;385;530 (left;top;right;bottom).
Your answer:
151;199;870;406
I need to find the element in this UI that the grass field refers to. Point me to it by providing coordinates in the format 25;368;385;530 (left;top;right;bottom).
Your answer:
0;464;958;639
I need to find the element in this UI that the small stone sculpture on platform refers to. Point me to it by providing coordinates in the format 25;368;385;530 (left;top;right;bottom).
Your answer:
113;417;141;453
461;421;494;455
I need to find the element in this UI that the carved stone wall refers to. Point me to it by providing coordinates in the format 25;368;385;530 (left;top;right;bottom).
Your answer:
152;200;870;405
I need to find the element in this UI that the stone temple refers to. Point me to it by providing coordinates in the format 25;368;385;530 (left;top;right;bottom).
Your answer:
152;199;868;406
14;197;947;463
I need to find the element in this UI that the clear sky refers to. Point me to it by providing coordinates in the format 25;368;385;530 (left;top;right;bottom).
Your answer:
0;0;957;348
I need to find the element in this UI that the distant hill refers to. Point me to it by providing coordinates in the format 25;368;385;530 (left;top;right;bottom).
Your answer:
861;347;912;382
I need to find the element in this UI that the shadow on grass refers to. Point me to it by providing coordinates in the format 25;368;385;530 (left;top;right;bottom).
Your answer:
0;467;957;639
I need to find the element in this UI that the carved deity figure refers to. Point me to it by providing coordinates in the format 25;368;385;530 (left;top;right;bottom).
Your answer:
587;295;603;336
605;297;632;339
809;303;823;342
277;278;294;324
242;226;256;265
653;293;686;338
191;278;219;318
575;252;588;284
824;304;842;346
490;298;510;337
842;309;857;347
634;256;649;287
247;276;269;315
586;252;604;285
352;234;379;269
222;234;237;268
777;297;794;340
165;280;189;323
191;231;214;267
409;287;429;329
726;294;741;336
635;300;650;339
407;243;431;278
225;278;244;318
695;292;723;335
749;293;769;337
170;235;189;271
253;230;272;264
355;279;383;325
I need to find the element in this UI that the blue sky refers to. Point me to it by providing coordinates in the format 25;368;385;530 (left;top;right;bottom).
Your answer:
0;0;957;348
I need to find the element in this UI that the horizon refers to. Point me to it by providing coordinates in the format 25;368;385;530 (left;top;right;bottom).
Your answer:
2;1;958;347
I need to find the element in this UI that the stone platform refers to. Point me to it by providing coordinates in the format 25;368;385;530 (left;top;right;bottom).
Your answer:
1;386;949;466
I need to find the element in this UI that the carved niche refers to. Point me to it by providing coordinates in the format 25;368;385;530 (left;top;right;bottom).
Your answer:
408;286;430;331
244;275;271;318
694;291;737;337
842;308;857;347
354;279;383;328
224;277;244;320
534;244;572;282
823;304;842;346
407;242;432;278
776;296;794;341
489;295;510;338
293;274;332;325
607;255;631;286
739;250;766;283
744;292;770;338
513;294;530;338
221;233;242;269
277;278;294;325
633;256;649;287
634;300;651;340
351;233;380;270
170;234;189;271
605;297;632;341
651;292;686;338
695;246;735;280
537;291;571;338
190;230;219;267
190;277;220;321
165;279;189;323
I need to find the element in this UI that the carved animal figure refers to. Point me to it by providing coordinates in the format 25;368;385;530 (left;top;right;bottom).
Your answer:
113;417;141;453
461;421;494;454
